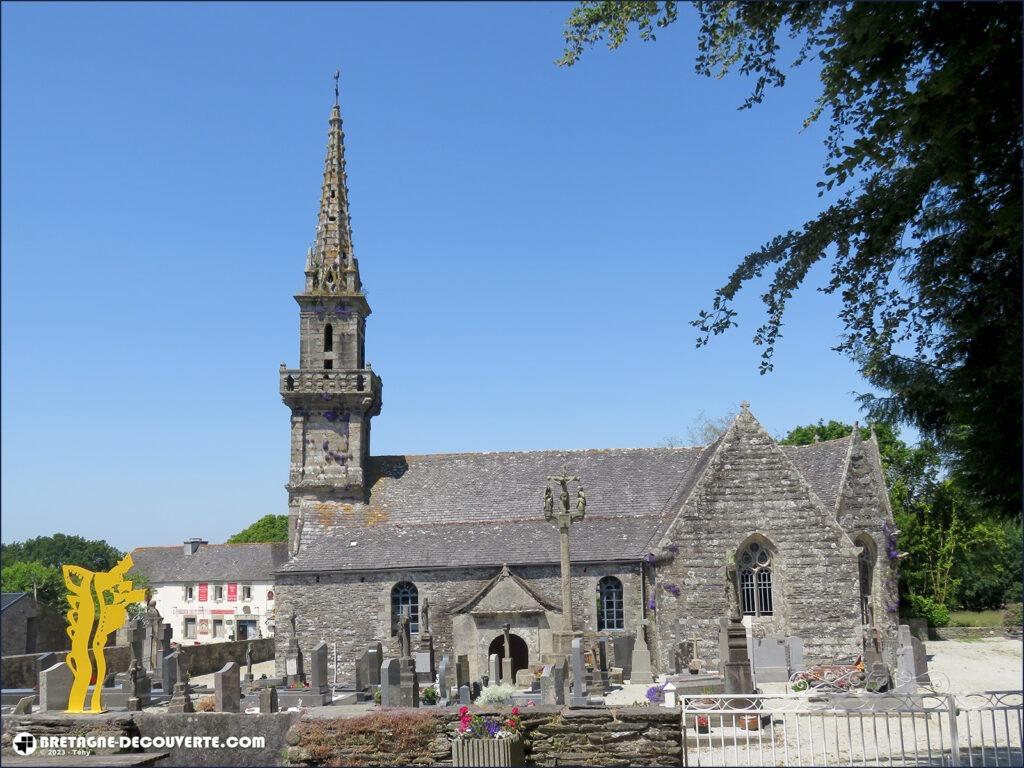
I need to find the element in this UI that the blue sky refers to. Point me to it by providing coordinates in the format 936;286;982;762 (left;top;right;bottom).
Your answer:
2;2;894;551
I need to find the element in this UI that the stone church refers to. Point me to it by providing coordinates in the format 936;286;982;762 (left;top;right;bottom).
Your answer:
274;97;898;682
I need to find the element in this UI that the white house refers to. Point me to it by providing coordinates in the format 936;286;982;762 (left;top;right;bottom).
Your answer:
131;539;287;645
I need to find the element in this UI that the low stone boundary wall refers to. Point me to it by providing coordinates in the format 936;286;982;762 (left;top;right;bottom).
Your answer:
286;705;682;766
1;646;131;690
929;626;1013;640
179;637;274;677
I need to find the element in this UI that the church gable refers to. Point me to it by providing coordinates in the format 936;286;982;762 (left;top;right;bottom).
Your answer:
653;406;863;669
451;565;560;616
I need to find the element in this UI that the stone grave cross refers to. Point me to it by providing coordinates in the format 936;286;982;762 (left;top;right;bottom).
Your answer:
544;465;586;631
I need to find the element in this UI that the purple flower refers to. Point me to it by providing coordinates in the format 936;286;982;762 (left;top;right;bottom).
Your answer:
645;684;666;703
485;719;500;737
643;553;656;565
662;583;681;597
324;410;338;422
647;596;657;611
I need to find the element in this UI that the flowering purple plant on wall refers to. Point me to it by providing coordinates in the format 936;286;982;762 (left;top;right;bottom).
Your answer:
662;583;681;597
324;410;338;422
647;596;657;611
663;543;679;555
643;552;657;565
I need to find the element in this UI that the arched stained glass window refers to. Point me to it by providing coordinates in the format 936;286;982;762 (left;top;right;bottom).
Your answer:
390;581;418;636
597;576;624;630
737;539;774;616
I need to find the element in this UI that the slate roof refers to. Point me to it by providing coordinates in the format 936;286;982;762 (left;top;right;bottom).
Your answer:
131;543;289;583
1;592;28;612
781;435;853;513
282;434;860;573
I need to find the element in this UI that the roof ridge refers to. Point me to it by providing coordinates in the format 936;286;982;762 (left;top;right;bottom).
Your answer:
371;446;706;461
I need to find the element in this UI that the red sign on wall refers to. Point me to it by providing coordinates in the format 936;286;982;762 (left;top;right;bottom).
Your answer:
227;582;238;602
198;583;208;602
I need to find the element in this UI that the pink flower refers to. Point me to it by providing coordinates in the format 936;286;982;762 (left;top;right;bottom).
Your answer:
459;706;469;716
510;706;520;715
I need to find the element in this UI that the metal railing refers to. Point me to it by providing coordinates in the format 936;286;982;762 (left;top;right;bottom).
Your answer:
681;690;1022;767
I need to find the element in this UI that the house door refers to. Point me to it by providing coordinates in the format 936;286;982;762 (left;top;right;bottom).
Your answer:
488;634;528;679
237;619;258;640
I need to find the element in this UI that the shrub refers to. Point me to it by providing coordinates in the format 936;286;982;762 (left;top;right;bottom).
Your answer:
421;686;438;705
1003;603;1023;629
474;684;516;706
372;687;381;705
294;711;438;766
907;594;950;627
195;696;216;712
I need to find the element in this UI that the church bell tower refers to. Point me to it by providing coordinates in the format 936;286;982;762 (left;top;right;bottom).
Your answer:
280;84;382;554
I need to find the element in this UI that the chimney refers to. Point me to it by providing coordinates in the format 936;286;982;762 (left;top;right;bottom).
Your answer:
184;538;208;555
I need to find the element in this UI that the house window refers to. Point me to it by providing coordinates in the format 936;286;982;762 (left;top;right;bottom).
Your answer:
184;618;197;639
597;576;624;630
738;539;774;616
214;585;224;601
242;585;252;601
213;619;224;638
184;585;194;601
324;324;333;352
856;535;876;625
390;582;419;636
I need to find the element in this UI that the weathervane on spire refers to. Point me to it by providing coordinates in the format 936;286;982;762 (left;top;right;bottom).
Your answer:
333;69;340;106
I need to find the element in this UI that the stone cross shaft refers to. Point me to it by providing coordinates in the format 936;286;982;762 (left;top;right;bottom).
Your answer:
544;466;586;632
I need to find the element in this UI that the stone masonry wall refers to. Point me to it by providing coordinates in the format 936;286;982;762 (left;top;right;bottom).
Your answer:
652;410;862;671
836;435;899;637
285;706;682;767
276;563;645;682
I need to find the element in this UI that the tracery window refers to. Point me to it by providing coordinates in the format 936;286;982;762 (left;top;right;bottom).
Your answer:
596;576;624;630
738;539;773;616
390;581;419;636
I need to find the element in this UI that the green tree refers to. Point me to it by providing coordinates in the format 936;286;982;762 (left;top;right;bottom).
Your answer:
0;560;66;609
559;1;1022;517
227;514;288;544
0;533;123;572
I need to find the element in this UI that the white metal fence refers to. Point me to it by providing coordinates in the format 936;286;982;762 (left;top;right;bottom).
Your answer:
681;690;1023;767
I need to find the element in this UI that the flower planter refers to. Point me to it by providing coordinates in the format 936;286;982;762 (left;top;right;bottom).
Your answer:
452;737;524;767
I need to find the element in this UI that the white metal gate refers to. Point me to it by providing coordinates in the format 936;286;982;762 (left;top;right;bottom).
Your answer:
681;691;1022;767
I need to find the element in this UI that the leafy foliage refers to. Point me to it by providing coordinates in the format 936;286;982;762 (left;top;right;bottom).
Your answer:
227;514;288;544
0;560;66;609
906;593;950;628
1;533;123;572
559;1;1022;517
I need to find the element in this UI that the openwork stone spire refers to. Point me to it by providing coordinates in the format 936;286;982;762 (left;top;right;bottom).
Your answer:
304;92;361;295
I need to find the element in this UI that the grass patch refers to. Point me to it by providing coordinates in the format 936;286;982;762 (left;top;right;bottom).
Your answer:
949;609;1004;627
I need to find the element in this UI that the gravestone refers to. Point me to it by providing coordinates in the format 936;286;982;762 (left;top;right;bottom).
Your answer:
910;637;930;684
13;696;33;714
501;657;513;685
436;655;450;704
125;659;151;706
751;635;790;683
399;660;420;707
155;624;173;687
284;612;305;686
553;657;569;705
629;625;654;684
488;654;500;686
305;641;332;705
723;618;754;695
127;697;141;712
610;634;634;681
569;637;588;706
539;665;556;705
458;685;471;706
244;642;255;684
167;652;194;714
456;655;470;691
32;652;59;693
356;642;383;691
787;636;805;673
415;648;435;686
380;658;401;707
595;638;610;692
162;651;178;695
39;662;73;713
215;662;241;713
259;686;279;713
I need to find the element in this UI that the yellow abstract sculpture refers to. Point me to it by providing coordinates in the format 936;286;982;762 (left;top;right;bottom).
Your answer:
62;554;146;713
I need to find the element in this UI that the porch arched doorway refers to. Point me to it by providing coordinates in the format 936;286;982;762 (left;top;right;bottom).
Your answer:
488;633;528;681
